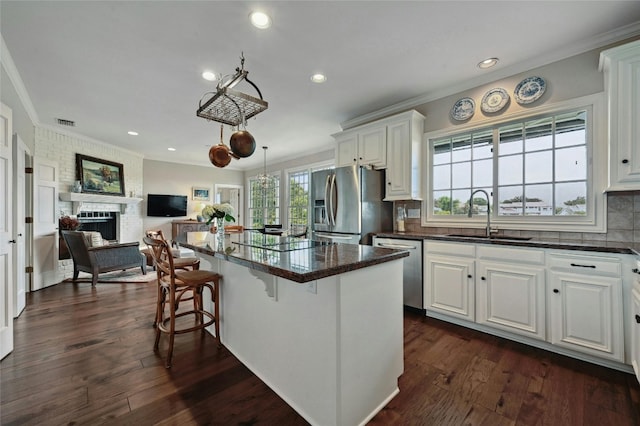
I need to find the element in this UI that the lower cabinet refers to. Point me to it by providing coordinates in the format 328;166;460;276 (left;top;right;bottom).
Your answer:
476;260;546;340
548;252;624;362
631;288;640;382
425;241;630;367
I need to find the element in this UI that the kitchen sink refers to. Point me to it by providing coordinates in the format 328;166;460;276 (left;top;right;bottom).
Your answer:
445;234;532;241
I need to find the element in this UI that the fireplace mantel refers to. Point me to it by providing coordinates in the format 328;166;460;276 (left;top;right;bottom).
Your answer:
59;192;143;214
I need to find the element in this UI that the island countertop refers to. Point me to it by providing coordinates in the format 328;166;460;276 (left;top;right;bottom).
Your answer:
177;231;409;283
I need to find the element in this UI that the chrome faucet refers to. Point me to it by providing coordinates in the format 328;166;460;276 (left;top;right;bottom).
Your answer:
468;189;491;237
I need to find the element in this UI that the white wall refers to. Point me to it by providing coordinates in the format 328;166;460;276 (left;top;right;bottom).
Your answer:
143;159;244;239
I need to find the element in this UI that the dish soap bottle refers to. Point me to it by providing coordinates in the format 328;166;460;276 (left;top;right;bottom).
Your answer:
396;205;406;232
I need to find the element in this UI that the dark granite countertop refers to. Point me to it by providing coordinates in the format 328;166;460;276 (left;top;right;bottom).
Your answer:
374;232;640;256
177;232;409;283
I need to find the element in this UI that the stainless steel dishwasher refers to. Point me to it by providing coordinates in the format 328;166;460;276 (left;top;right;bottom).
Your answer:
373;236;423;310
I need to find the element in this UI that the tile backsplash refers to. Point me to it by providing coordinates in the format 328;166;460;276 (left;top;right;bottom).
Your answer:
394;191;640;243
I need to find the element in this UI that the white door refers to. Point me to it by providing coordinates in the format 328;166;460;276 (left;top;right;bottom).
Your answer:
12;134;26;316
476;261;546;340
549;272;624;362
32;158;59;290
631;289;640;384
0;102;14;360
424;255;475;321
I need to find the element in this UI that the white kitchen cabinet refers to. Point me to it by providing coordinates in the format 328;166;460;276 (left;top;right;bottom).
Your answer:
335;125;386;169
476;246;546;340
548;252;624;362
384;111;425;201
424;242;475;321
599;40;640;190
631;288;640;383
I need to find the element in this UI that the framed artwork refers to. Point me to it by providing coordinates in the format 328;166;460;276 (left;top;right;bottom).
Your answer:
76;154;125;196
192;186;211;201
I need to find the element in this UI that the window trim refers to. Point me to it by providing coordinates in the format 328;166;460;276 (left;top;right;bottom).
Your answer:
283;160;333;228
422;93;607;233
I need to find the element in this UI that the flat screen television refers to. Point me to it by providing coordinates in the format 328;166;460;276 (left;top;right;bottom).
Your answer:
147;194;188;217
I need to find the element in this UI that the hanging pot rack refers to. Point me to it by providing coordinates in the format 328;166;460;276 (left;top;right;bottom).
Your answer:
196;53;268;127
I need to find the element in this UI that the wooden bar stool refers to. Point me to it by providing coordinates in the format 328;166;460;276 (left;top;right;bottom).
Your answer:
145;230;201;327
143;236;221;368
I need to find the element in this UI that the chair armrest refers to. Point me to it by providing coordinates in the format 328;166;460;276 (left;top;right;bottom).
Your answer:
88;242;140;252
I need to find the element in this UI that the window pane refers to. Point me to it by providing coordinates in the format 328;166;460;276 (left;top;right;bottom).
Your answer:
472;130;493;159
473;159;493;188
498;154;522;185
556;182;587;216
525;151;552;184
556;110;586;148
433;139;451;165
524;184;553;216
499;124;523;155
555;146;586;182
498;185;523;216
288;170;309;227
433;190;451;215
433;164;451;190
451;189;470;216
452;135;472;162
452;162;471;189
525;117;553;151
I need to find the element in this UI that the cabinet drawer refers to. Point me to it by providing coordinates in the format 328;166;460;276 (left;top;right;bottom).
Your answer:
548;252;622;277
477;245;545;265
425;241;475;257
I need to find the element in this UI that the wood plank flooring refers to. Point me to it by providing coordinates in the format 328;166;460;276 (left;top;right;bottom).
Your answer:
2;280;640;425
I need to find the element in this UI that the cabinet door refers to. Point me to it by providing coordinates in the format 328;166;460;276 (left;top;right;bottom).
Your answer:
549;272;624;361
336;134;358;167
632;289;640;383
385;120;411;199
424;255;474;321
476;261;546;340
358;126;386;168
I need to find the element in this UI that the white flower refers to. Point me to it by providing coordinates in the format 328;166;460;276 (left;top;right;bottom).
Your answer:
201;203;235;224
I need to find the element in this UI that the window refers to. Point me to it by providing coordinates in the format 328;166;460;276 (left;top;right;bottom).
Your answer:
425;96;605;232
287;170;310;228
248;175;280;228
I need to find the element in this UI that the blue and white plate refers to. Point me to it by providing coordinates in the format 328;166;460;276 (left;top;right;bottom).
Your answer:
451;97;475;121
481;88;509;113
514;76;546;105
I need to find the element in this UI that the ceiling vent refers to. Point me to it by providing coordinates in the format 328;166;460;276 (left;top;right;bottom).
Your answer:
56;118;75;127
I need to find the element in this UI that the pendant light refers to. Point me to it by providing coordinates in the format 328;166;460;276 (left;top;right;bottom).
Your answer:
257;146;273;189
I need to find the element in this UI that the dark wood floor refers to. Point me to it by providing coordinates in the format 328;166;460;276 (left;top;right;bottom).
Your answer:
2;281;640;426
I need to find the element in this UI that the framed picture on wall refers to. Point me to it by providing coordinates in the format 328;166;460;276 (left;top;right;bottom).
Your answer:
192;186;211;201
76;154;125;196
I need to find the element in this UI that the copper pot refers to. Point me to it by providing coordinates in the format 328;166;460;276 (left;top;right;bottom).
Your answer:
209;125;232;168
229;129;256;158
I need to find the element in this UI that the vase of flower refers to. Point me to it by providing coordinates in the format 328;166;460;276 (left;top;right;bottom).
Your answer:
201;203;236;252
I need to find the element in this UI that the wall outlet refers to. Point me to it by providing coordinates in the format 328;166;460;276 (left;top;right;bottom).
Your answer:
407;208;420;218
305;281;317;294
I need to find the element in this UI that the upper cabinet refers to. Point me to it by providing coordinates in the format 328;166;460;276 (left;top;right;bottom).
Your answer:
600;40;640;191
334;110;425;200
335;124;387;169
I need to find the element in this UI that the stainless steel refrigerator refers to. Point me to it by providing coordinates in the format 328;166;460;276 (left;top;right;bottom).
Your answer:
311;165;392;245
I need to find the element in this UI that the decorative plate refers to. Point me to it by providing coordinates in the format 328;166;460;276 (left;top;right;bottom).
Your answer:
481;88;510;113
514;76;546;105
451;97;475;121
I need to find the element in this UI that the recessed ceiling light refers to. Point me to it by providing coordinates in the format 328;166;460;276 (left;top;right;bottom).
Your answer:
310;73;327;84
127;131;138;136
168;147;176;151
478;58;499;69
250;11;271;29
202;71;216;81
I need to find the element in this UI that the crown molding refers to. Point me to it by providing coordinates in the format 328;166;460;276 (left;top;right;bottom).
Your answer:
1;33;39;124
341;20;640;130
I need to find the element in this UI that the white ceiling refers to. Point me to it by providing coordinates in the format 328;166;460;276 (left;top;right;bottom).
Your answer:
2;1;640;171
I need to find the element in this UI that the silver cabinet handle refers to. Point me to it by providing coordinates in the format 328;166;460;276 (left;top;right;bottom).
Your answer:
377;243;416;249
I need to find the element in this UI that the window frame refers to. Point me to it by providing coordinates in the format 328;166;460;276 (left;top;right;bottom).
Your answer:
422;93;607;233
246;172;281;229
283;161;334;229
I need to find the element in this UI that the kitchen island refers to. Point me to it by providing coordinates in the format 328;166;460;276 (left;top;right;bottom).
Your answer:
178;232;409;426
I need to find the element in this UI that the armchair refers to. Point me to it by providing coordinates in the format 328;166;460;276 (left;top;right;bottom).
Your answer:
61;230;146;286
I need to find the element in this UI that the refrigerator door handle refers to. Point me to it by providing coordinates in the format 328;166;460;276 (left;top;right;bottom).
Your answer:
329;173;337;226
324;174;332;225
376;243;416;249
